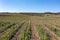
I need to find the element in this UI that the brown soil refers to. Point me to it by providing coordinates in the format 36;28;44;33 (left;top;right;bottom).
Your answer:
44;22;60;31
11;21;27;40
30;21;41;40
41;23;60;40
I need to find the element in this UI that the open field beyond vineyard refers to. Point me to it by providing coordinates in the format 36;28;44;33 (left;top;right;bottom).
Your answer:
0;13;60;40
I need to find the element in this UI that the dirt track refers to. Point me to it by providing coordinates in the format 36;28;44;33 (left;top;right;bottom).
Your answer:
41;24;60;40
11;21;27;40
30;21;41;40
44;23;60;31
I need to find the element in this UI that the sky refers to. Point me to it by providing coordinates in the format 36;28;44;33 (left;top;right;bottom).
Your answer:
0;0;60;12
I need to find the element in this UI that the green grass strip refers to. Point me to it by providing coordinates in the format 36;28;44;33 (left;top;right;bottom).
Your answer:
36;24;51;40
45;24;60;37
19;22;30;40
0;22;22;40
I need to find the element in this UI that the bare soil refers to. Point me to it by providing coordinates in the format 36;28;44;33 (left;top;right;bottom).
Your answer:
30;21;41;40
41;23;60;40
11;21;27;40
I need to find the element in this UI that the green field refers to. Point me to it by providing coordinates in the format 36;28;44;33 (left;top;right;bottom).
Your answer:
0;13;60;40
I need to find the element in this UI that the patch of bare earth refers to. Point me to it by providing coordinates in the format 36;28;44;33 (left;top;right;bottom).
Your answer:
11;21;27;40
41;23;60;40
43;22;60;31
30;21;41;40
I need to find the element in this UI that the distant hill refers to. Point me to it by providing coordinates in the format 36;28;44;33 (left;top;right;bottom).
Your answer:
0;12;60;16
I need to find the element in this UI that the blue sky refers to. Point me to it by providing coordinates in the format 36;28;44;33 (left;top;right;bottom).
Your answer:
0;0;60;12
